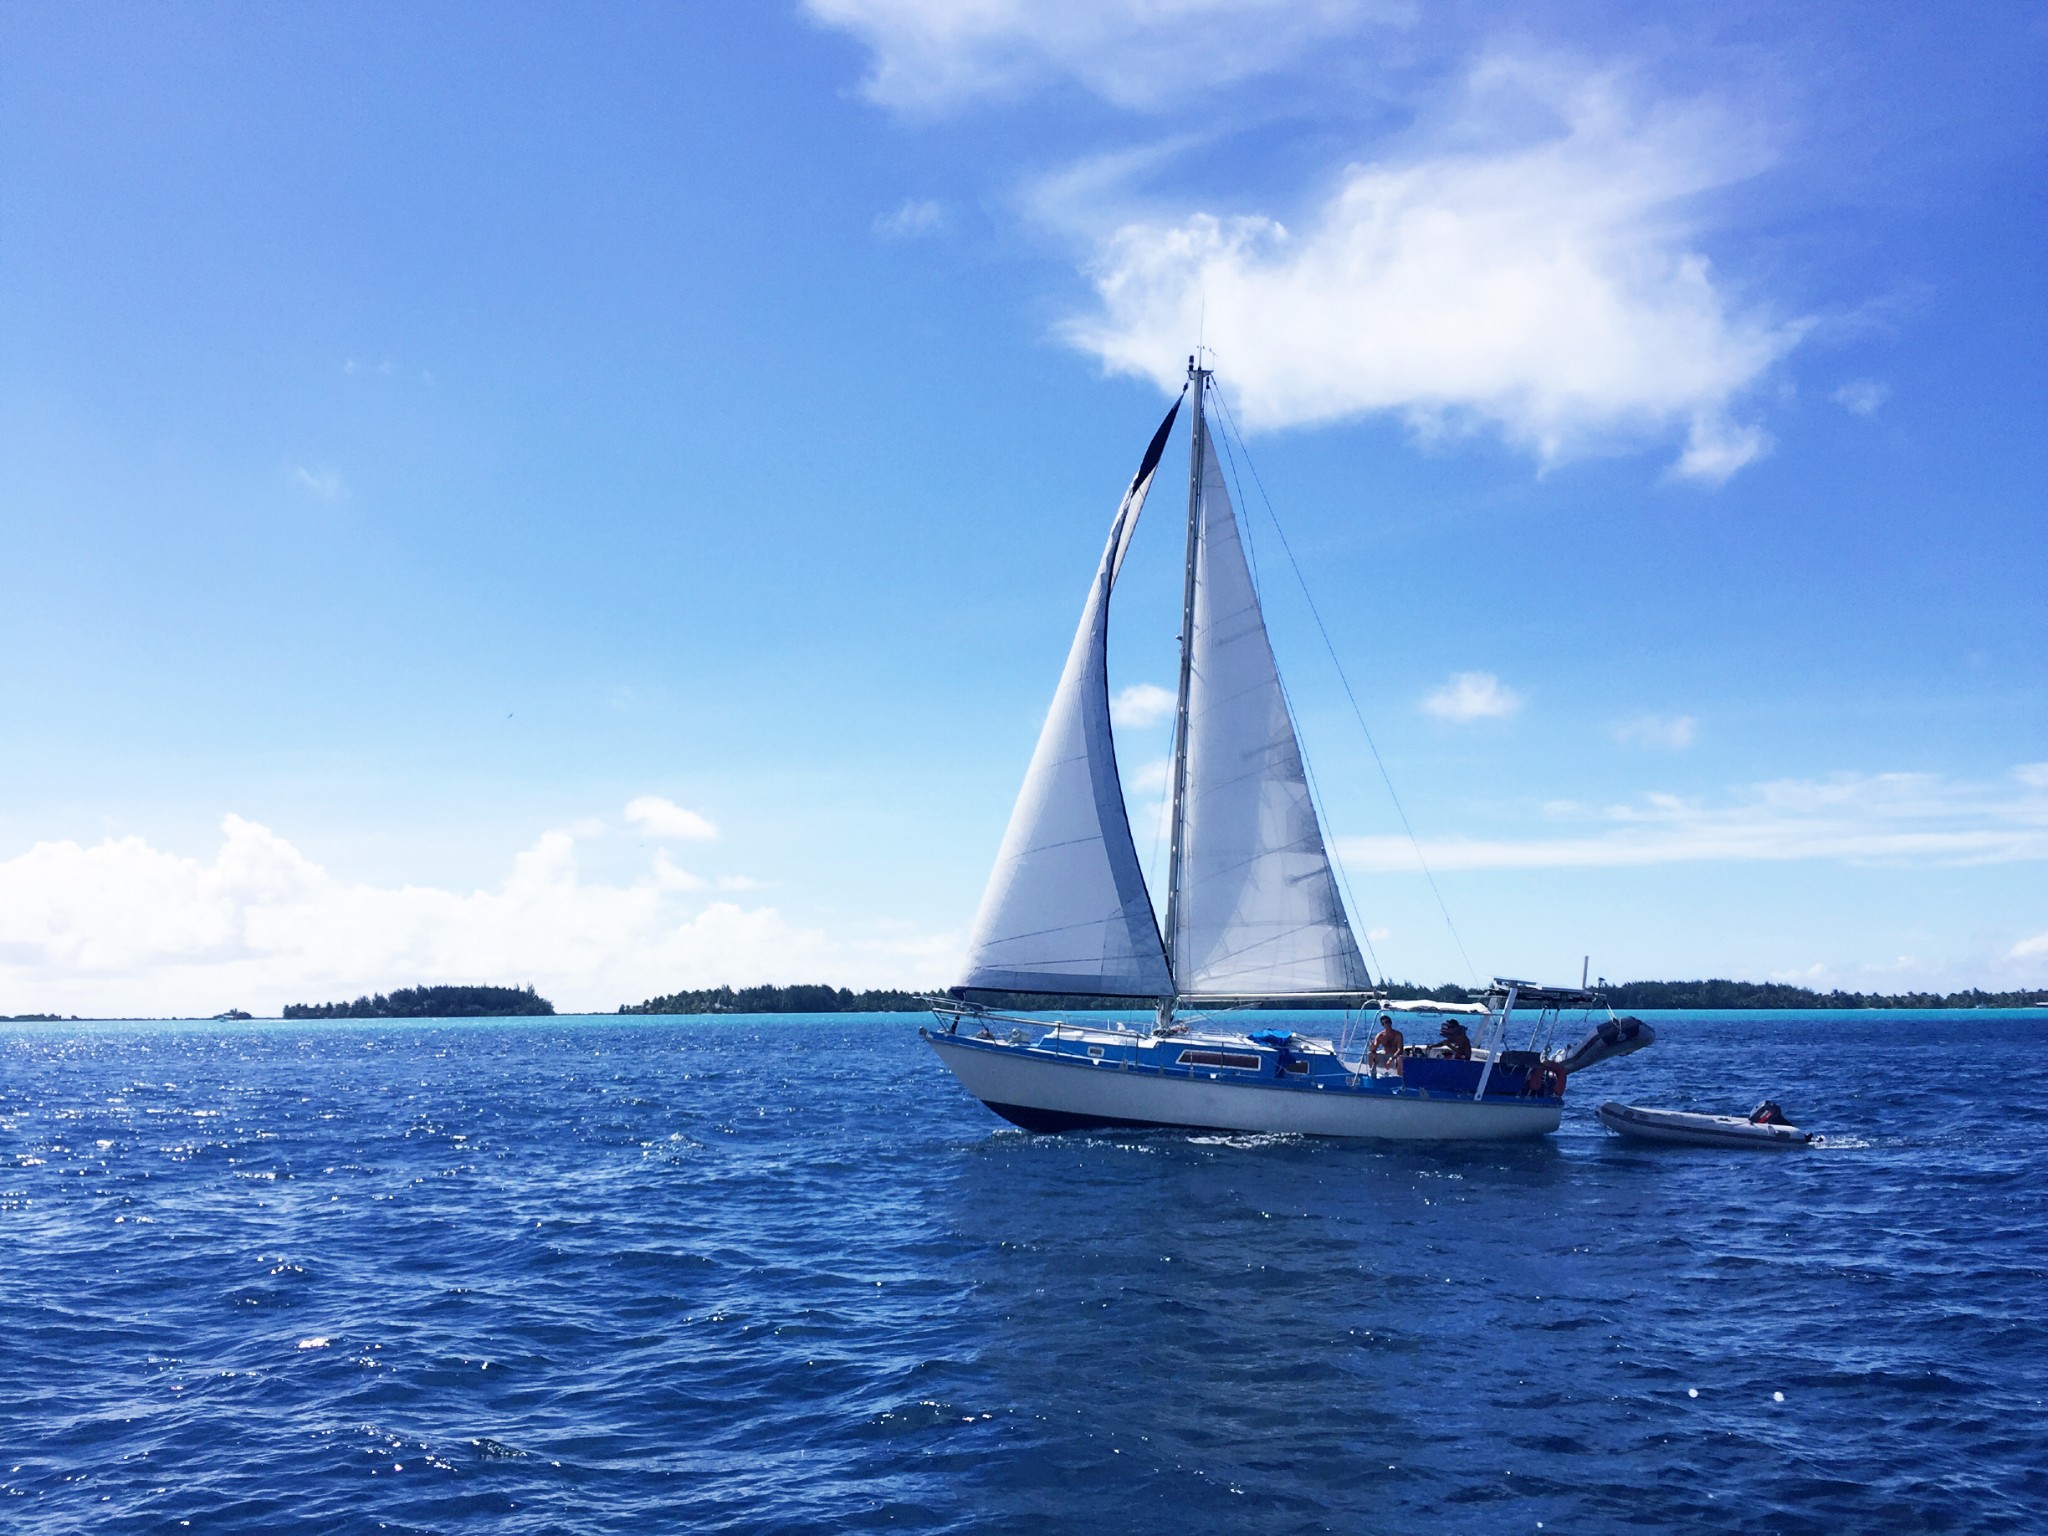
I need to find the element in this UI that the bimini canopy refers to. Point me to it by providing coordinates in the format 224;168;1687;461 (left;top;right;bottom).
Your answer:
1487;980;1599;1008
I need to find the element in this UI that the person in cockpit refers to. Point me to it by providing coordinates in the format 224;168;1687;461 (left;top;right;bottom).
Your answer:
1367;1014;1404;1073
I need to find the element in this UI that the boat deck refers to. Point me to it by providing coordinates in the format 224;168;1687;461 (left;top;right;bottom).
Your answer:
932;1021;1556;1102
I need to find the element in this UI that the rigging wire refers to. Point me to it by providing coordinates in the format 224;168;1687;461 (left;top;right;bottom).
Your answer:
1209;386;1483;990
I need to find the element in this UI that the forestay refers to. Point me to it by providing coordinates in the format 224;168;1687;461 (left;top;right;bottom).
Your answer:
955;403;1181;999
1169;436;1370;998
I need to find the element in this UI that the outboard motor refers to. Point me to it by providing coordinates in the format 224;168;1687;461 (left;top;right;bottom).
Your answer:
1557;1015;1655;1074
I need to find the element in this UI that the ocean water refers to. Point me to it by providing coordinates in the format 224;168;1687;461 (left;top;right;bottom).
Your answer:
3;1011;2043;1534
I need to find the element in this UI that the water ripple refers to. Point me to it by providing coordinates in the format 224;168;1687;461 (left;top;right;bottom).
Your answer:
1;1012;2043;1532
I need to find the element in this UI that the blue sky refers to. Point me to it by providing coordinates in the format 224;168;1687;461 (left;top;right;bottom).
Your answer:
2;1;2044;1014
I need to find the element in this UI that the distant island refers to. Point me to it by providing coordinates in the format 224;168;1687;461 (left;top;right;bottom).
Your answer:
1599;980;2047;1010
11;977;2039;1024
284;984;555;1019
621;984;930;1014
617;980;1483;1014
616;978;2047;1013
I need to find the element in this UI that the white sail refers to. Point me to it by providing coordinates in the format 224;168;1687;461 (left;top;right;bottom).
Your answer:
955;406;1180;999
1169;435;1370;998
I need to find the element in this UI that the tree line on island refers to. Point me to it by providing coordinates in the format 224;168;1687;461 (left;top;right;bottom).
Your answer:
283;984;555;1019
1596;979;2047;1010
246;977;2045;1019
618;981;1477;1013
615;979;2048;1012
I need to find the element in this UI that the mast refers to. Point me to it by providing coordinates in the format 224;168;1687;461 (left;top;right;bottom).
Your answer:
1160;357;1208;1021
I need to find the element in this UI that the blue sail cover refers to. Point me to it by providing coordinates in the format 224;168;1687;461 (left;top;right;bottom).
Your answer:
956;402;1181;999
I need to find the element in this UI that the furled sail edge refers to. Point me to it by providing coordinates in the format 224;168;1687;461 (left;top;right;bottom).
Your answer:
951;396;1184;1000
1111;388;1185;585
1084;393;1184;988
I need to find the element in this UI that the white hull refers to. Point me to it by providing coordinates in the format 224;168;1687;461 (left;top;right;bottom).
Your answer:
928;1034;1561;1142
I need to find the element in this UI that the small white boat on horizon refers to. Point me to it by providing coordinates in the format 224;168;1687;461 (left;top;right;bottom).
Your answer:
924;360;1651;1141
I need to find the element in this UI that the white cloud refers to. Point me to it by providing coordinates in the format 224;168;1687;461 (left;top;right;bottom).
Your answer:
1763;955;1956;993
604;684;655;714
624;795;718;841
874;197;948;238
805;0;1393;113
649;851;709;891
293;465;346;502
1832;379;1890;415
1123;756;1175;840
1613;714;1697;750
1423;671;1520;722
1670;416;1769;486
1339;766;2048;872
1059;61;1797;478
2011;933;2048;960
1111;682;1177;727
1129;756;1172;795
0;815;955;1017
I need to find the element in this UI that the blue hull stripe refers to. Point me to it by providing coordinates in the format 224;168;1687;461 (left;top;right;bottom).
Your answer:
931;1030;1559;1110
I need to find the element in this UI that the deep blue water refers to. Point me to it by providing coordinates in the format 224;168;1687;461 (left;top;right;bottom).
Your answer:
3;1011;2044;1534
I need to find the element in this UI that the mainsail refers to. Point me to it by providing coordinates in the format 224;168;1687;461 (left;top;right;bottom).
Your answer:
955;401;1182;999
1167;419;1371;998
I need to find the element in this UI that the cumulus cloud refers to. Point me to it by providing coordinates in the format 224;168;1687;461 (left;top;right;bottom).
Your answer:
805;0;1393;113
293;465;346;502
1423;671;1520;722
1110;682;1177;727
874;197;948;238
1129;756;1172;796
1670;418;1769;486
1060;62;1798;478
1613;714;1697;750
1120;755;1176;844
624;795;718;840
1339;766;2048;872
1832;379;1890;415
2011;932;2048;960
0;816;954;1017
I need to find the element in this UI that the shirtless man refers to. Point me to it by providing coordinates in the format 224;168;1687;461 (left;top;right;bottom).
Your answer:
1367;1014;1405;1074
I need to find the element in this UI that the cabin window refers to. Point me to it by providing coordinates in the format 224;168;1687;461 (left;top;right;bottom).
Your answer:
1177;1049;1261;1071
1086;1046;1104;1058
1283;1061;1309;1075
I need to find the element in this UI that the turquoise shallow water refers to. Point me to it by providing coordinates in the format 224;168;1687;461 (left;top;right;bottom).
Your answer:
3;1010;2044;1533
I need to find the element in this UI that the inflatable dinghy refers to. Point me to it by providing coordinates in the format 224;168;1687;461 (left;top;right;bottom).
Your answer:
1557;1015;1655;1074
1596;1100;1813;1148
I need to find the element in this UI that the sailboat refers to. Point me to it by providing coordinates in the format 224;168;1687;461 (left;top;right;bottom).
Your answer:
923;360;1650;1140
